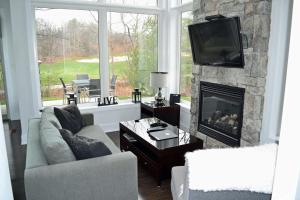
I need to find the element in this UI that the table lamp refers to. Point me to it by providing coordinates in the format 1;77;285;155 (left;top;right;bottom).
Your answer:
150;72;168;106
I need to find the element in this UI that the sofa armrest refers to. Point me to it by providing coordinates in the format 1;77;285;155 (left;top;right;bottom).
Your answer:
81;113;94;126
25;152;138;200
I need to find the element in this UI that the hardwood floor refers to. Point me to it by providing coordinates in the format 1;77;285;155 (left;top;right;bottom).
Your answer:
4;121;26;200
4;122;172;200
107;132;172;200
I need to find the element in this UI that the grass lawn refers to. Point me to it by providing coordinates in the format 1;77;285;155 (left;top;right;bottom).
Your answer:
39;56;193;87
39;58;128;86
42;96;62;101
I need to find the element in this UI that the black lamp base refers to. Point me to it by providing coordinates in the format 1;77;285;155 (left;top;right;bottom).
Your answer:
155;87;165;106
155;99;165;107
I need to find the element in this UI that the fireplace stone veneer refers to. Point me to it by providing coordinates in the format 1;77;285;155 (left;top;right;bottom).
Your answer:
190;0;272;148
198;82;245;147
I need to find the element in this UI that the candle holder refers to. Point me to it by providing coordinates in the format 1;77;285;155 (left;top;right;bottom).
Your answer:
132;88;141;103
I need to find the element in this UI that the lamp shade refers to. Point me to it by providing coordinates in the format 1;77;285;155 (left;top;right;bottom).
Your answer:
150;72;168;88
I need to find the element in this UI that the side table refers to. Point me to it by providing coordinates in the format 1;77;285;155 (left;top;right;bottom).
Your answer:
141;101;180;127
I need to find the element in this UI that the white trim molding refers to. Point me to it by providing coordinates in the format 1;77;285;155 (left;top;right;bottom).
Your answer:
32;0;163;15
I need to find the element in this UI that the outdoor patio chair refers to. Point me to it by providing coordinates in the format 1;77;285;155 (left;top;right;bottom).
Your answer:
109;74;117;96
84;79;101;102
76;74;89;80
59;77;77;105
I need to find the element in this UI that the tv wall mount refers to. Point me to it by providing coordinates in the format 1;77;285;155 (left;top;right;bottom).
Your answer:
205;14;226;21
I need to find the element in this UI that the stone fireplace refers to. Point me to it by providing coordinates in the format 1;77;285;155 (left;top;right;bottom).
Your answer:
190;0;272;148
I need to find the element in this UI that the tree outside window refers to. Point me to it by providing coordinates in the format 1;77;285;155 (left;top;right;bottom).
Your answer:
108;12;158;100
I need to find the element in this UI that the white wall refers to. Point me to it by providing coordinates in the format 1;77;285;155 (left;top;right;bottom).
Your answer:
0;110;14;200
8;0;41;143
260;0;293;143
80;103;140;132
271;0;300;198
0;0;20;120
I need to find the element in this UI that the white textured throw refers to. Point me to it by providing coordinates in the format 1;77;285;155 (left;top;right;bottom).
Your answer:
185;144;278;194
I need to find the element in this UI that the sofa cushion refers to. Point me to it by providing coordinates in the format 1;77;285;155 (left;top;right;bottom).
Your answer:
54;105;83;133
26;119;48;169
42;107;62;129
60;129;112;160
77;125;121;154
40;118;76;164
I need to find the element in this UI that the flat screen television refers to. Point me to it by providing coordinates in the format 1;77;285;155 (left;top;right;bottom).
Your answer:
188;16;244;68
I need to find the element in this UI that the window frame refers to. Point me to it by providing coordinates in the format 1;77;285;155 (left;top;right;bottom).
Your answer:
107;11;160;99
168;1;193;105
31;0;164;105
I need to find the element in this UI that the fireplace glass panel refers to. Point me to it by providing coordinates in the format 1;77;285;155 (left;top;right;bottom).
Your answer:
201;92;242;136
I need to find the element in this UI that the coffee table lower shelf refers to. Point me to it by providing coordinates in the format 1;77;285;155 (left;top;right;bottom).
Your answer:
120;123;203;186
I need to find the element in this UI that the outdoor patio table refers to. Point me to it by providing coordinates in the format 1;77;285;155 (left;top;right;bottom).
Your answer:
72;79;90;87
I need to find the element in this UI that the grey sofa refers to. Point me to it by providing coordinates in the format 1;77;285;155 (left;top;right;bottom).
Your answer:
25;112;138;200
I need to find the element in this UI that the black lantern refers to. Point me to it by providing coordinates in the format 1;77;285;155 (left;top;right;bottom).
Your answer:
132;88;141;103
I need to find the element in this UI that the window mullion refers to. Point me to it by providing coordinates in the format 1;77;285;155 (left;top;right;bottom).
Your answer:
99;8;110;98
176;11;182;94
158;11;166;72
167;9;181;94
31;6;43;110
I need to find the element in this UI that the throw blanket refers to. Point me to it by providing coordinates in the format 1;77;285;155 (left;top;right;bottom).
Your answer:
185;144;278;194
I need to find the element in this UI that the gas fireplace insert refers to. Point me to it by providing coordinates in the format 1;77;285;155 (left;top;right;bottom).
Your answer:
198;82;245;146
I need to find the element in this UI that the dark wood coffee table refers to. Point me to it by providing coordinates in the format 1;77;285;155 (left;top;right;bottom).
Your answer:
120;118;203;185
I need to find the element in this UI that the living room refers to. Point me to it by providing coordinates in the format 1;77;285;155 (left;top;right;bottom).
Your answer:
0;0;300;199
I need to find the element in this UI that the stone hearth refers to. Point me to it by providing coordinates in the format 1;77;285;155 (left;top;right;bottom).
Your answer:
189;0;272;148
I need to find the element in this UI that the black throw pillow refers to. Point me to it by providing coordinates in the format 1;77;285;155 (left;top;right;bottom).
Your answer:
59;129;112;160
54;105;83;134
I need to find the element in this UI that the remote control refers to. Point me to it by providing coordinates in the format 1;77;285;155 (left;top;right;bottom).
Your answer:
147;127;165;133
150;122;168;128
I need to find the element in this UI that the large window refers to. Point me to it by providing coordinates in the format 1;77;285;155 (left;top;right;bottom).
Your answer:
180;11;193;102
33;0;190;106
107;12;158;100
35;8;100;106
